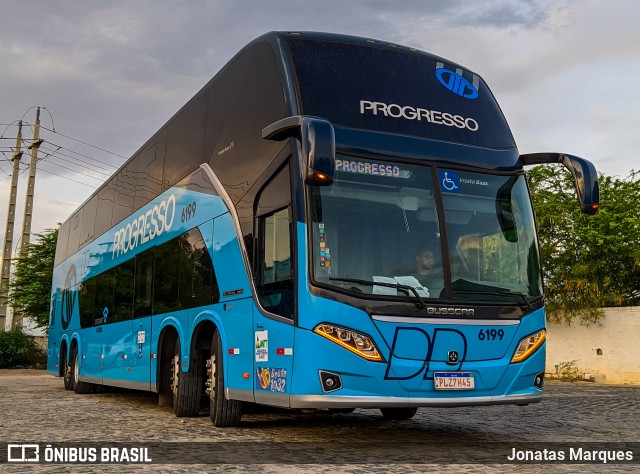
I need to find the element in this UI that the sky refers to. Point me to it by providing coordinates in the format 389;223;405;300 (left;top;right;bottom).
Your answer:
1;0;639;253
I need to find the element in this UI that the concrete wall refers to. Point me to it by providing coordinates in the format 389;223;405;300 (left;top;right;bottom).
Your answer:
546;306;640;384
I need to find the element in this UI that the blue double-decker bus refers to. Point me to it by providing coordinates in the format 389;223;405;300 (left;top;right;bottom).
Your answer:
48;32;599;426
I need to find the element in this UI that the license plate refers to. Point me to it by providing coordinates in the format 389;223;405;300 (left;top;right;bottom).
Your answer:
434;372;475;390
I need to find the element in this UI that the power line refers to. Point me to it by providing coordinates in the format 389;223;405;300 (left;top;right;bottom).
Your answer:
40;125;128;160
35;159;104;181
37;166;98;188
39;143;118;173
38;152;112;178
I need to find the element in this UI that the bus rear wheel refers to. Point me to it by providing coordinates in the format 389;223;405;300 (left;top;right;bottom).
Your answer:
380;407;418;420
62;350;72;391
208;332;242;427
171;338;202;417
70;347;94;394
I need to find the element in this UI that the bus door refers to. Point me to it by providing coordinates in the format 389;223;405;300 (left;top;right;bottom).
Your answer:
129;248;154;390
130;318;152;390
253;205;295;406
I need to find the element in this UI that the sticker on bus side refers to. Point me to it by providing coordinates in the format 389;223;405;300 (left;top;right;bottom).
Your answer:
256;367;287;393
255;331;268;362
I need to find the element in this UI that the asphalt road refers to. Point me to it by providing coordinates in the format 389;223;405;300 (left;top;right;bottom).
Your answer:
0;370;638;472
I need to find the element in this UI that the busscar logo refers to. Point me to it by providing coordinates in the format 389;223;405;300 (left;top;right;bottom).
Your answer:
435;62;480;99
426;306;475;316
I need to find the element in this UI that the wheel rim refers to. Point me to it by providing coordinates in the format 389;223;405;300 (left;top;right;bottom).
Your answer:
171;354;180;397
73;352;79;382
208;354;217;401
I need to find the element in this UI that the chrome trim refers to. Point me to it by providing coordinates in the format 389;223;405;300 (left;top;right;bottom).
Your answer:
199;164;292;325
225;388;254;403
255;391;290;408
372;315;520;326
289;392;542;409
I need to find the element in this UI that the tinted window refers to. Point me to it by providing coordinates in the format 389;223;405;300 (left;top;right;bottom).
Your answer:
287;38;515;149
95;181;115;238
135;142;165;209
113;260;135;322
112;160;138;225
153;238;181;314
178;228;218;309
55;221;71;265
134;250;154;318
256;164;291;217
257;208;293;318
78;279;95;328
94;271;115;325
78;195;98;249
66;210;82;257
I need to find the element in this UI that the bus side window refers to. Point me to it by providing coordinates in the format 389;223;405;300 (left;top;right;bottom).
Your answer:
134;250;154;318
257;208;293;319
255;164;293;319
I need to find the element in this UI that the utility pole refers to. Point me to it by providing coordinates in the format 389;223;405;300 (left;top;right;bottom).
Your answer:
0;121;23;330
12;108;43;329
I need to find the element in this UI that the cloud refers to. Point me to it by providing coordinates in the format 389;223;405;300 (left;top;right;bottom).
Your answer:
1;0;638;249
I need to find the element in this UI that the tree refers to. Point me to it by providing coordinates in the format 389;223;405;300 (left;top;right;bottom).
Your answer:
7;227;58;330
527;166;640;325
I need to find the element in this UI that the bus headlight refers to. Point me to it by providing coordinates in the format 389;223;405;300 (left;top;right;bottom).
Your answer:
314;324;384;362
511;329;546;363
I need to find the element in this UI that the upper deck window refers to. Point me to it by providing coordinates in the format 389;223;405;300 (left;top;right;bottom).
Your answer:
287;38;515;149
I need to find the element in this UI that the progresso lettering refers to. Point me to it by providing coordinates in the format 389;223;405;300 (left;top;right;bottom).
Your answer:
112;194;176;259
360;100;479;132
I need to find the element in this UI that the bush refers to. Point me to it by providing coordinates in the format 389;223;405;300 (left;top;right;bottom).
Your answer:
0;328;46;368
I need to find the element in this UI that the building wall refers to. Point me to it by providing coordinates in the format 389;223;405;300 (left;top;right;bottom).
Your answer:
546;306;640;384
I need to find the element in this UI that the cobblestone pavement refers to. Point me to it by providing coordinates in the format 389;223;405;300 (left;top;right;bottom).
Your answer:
0;370;638;473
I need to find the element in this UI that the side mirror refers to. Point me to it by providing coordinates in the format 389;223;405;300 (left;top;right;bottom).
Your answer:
262;116;335;186
520;153;600;215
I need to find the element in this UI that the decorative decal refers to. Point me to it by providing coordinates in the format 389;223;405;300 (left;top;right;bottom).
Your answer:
256;367;287;392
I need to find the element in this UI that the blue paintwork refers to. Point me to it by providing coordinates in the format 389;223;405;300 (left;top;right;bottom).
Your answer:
47;183;545;406
292;222;545;401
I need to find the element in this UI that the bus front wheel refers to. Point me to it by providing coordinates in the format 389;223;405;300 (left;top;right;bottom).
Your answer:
208;332;242;427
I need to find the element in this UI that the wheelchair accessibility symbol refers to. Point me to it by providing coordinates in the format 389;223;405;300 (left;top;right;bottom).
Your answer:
439;170;460;193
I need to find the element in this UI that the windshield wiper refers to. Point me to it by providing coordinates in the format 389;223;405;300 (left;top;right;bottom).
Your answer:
451;288;533;312
329;277;427;309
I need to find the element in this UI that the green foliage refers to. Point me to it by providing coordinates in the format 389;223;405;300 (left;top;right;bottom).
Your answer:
7;227;58;330
553;360;581;380
527;166;640;325
0;328;46;368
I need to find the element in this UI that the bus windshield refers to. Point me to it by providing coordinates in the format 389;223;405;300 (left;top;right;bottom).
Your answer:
309;157;542;305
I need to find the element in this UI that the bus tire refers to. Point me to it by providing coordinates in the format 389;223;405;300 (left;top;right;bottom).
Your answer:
171;338;202;417
62;350;72;391
209;332;242;427
71;347;94;394
380;407;418;420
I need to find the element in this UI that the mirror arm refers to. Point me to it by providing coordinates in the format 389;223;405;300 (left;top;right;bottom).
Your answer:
521;152;600;215
262;116;306;141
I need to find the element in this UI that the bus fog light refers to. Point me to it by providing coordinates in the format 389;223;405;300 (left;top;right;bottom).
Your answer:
319;370;343;392
314;324;384;362
534;371;544;389
511;330;546;363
